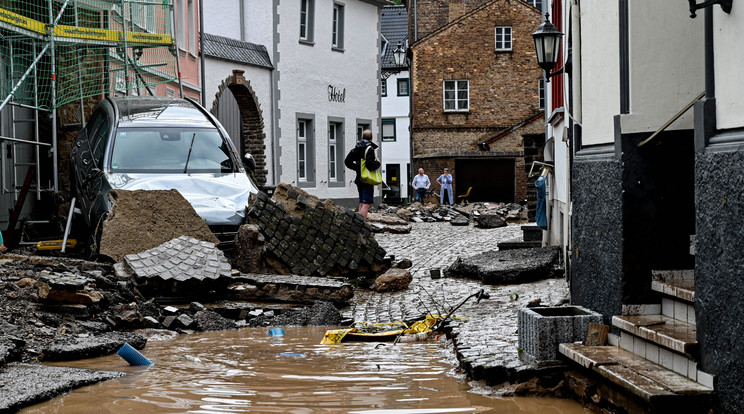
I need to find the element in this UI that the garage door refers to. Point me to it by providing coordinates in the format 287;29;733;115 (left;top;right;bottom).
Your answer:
455;158;515;203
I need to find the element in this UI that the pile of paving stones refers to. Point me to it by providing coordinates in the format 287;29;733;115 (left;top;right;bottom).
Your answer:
247;185;388;277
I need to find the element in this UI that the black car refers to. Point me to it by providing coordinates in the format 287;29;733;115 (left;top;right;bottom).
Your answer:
70;96;258;248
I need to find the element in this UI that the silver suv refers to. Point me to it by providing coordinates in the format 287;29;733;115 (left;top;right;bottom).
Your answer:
70;96;258;249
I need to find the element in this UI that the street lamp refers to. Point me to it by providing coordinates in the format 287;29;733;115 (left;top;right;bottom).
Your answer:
531;13;563;83
688;0;732;17
393;42;406;67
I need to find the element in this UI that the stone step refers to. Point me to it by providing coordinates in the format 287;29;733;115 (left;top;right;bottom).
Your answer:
521;224;543;241
652;279;695;303
496;240;542;250
559;344;713;408
613;314;697;356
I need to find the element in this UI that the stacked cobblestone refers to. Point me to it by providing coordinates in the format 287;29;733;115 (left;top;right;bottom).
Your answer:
247;186;388;277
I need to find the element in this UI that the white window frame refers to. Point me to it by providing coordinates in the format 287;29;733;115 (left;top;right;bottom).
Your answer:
298;120;308;181
332;2;344;50
188;0;196;54
539;79;545;109
526;0;542;10
176;0;186;49
382;118;396;142
329;123;337;180
495;26;512;51
443;80;470;112
300;0;315;43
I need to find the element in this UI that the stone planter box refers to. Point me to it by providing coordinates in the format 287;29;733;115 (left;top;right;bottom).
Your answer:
518;306;603;366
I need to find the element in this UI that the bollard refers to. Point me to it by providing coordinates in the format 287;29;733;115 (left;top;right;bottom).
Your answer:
117;342;153;366
430;268;442;279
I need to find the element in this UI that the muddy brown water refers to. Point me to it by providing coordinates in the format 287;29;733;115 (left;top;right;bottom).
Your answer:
23;327;587;413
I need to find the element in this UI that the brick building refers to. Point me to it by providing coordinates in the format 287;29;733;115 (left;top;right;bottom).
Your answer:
404;0;544;204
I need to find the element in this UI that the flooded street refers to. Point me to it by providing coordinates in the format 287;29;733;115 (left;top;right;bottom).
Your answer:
24;327;586;413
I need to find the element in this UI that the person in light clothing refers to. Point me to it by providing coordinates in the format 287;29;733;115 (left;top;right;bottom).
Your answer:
437;167;454;205
411;168;431;203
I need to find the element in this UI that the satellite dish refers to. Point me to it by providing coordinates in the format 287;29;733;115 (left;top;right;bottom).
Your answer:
544;137;555;163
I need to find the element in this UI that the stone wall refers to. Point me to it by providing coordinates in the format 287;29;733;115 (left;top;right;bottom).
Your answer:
569;157;623;325
247;184;388;277
403;0;494;42
695;146;744;414
410;1;542;156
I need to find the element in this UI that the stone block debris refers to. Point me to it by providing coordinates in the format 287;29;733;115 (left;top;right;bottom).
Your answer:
99;189;219;262
475;214;507;228
37;273;103;304
233;224;266;273
247;184;388;277
446;247;561;284
41;331;147;362
0;363;124;413
366;212;412;233
373;268;413;292
123;236;232;297
227;273;354;306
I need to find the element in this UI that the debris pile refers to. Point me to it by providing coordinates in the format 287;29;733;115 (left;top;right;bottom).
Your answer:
246;184;388;277
373;201;527;227
122;235;232;298
227;273;354;306
99;189;219;262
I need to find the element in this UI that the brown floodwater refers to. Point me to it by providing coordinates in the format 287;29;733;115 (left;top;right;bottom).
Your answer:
23;327;587;413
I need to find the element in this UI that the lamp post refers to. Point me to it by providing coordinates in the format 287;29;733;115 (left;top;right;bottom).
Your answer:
531;13;563;83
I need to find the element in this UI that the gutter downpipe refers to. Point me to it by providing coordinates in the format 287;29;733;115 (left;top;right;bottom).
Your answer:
413;0;418;41
704;7;714;101
695;6;716;151
199;0;205;104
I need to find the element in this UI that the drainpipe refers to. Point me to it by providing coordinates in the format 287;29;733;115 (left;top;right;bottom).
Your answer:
695;7;716;151
413;0;418;41
199;0;205;104
704;7;714;100
270;69;279;185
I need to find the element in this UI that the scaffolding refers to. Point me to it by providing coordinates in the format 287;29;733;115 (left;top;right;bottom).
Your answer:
0;0;178;242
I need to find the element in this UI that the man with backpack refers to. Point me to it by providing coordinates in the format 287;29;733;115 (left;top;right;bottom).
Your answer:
344;129;380;218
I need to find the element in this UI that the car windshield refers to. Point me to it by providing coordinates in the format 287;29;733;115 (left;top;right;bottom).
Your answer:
110;127;236;173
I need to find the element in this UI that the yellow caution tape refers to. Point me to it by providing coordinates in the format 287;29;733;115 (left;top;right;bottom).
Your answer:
0;7;172;45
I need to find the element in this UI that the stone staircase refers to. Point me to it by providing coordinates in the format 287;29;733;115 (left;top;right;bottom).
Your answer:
559;237;714;412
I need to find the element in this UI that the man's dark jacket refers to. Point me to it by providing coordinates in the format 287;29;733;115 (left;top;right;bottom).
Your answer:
344;139;380;185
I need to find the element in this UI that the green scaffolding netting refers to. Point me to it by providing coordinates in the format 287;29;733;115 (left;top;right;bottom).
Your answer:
0;0;177;110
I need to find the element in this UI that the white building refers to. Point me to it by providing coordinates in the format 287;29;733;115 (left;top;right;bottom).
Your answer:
380;5;411;204
202;0;276;188
273;0;388;206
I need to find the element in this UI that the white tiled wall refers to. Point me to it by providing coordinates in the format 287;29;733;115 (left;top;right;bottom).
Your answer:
662;298;695;323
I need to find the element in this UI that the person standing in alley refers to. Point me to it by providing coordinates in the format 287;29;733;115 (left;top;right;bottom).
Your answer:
344;129;380;218
437;167;454;205
411;168;431;203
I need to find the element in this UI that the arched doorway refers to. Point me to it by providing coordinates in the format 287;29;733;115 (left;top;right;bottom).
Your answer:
211;70;268;186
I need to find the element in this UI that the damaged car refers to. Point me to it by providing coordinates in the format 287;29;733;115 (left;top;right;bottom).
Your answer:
70;96;258;251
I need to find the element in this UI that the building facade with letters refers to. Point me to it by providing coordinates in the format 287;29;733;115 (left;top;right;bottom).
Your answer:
272;0;388;205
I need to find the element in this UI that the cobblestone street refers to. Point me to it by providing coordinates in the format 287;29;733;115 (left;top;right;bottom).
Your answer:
346;221;570;381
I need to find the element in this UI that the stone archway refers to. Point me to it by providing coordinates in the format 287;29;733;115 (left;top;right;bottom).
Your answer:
211;70;268;186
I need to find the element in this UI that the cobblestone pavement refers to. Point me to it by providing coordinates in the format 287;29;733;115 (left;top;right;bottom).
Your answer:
345;221;569;380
